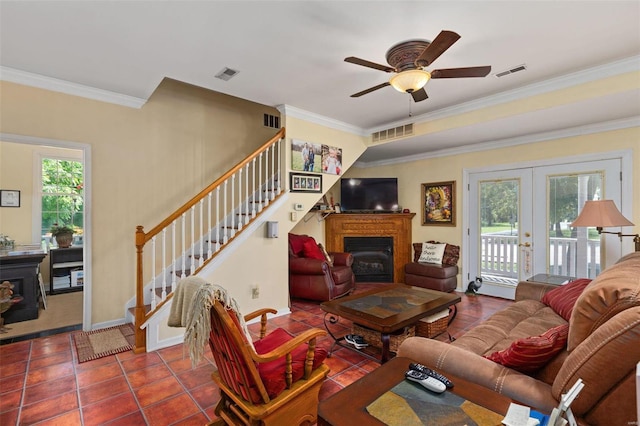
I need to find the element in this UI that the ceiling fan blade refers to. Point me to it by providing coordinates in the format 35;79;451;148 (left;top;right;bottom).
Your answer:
415;30;461;67
411;88;428;102
345;56;396;73
350;82;391;98
431;66;492;78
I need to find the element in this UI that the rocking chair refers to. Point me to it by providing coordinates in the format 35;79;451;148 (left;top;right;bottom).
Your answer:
207;301;330;425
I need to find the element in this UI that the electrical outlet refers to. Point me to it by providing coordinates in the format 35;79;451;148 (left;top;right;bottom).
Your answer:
252;285;260;299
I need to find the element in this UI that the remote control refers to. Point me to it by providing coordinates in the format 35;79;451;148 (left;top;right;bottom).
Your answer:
409;362;454;388
405;370;447;393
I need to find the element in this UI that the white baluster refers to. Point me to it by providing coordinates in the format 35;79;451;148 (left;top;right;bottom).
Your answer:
264;147;270;207
198;200;204;267
258;153;263;211
215;187;221;252
252;158;257;217
161;229;167;300
223;181;229;244
276;138;282;195
270;142;275;200
181;213;186;277
236;171;242;232
244;164;249;225
151;236;157;310
171;221;177;292
207;193;213;259
190;206;196;275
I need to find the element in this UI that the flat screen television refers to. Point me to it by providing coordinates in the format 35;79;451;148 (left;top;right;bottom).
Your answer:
340;178;399;213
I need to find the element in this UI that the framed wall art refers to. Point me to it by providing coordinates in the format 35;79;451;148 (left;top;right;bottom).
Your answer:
422;181;455;226
321;145;342;175
291;139;322;173
0;190;20;207
290;172;322;193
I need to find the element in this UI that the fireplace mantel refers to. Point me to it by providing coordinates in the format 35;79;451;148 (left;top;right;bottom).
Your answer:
324;213;415;283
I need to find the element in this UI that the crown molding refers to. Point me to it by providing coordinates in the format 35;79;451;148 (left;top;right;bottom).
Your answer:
0;66;147;109
355;116;640;168
276;104;366;136
367;55;640;134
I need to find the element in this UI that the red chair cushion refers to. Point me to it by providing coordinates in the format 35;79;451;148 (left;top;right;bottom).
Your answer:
542;278;592;321
484;323;569;373
301;239;326;261
289;233;310;256
253;328;328;399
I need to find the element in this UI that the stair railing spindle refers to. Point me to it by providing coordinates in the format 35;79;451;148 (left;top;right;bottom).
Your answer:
251;159;256;218
190;206;196;275
181;213;186;278
151;236;157;310
276;138;282;195
223;181;229;244
171;221;177;292
215;187;220;252
207;193;213;259
161;229;167;300
258;153;263;212
264;147;270;207
198;199;204;267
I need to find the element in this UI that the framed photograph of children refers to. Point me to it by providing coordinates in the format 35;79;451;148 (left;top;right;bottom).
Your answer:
291;139;322;173
321;145;342;175
422;181;455;226
0;190;20;207
290;172;322;193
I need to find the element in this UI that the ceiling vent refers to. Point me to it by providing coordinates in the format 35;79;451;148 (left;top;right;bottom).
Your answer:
372;123;413;143
495;64;527;78
215;67;240;81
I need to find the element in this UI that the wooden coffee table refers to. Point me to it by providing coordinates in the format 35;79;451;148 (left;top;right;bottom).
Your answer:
320;284;460;363
318;356;512;425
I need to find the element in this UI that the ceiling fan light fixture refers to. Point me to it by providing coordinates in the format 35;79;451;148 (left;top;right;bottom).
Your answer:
389;69;431;93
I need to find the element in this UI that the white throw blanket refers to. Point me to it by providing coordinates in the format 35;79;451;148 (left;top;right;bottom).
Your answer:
168;276;253;367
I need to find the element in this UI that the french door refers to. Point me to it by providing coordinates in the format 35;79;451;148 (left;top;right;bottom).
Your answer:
468;159;622;299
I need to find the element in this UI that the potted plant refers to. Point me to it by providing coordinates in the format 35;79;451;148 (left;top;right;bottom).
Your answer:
50;223;74;248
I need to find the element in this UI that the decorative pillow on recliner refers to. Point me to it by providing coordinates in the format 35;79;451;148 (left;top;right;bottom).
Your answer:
413;242;460;266
288;233;310;256
254;328;328;399
418;242;447;264
541;278;592;321
301;238;326;261
484;323;569;373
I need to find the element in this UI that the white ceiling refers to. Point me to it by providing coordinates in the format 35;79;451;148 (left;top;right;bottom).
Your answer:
1;1;639;164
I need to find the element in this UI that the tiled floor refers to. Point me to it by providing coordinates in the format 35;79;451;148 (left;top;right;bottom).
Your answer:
0;284;511;425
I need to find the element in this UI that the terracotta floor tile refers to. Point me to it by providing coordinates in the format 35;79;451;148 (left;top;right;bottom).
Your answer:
30;341;72;359
102;411;148;425
19;390;78;425
332;366;368;387
76;362;124;388
324;353;355;377
176;364;216;390
157;344;186;362
0;360;27;378
28;350;73;370
189;382;221;410
134;375;185;407
143;393;201;426
0;408;18;426
82;391;139;425
0;372;25;394
318;378;344;401
120;351;163;373
23;375;77;405
0;388;22;413
74;353;118;372
36;409;83;426
126;362;172;389
171;411;211;425
79;376;130;406
25;362;74;386
1;348;31;365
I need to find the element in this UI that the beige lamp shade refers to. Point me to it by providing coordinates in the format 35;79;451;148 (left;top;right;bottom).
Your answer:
571;200;635;228
389;69;431;93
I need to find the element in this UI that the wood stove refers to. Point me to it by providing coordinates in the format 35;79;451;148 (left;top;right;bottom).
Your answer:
344;236;394;282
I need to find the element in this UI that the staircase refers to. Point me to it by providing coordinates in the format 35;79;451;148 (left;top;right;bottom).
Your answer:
130;128;285;353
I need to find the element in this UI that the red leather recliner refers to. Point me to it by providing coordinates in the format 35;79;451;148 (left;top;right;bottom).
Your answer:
288;233;355;301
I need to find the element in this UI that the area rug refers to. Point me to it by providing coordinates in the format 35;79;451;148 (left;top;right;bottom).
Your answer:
73;324;135;363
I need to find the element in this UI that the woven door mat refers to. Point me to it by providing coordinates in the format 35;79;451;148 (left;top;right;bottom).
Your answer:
73;323;135;363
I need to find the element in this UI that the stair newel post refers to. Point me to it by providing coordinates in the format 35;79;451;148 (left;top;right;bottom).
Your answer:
198;199;204;268
189;206;196;275
181;213;186;278
258;154;263;212
264;147;270;207
151;236;157;310
251;158;256;219
232;173;238;234
161;229;167;301
171;221;177;293
207;193;213;260
215;188;220;252
134;225;147;353
245;163;250;225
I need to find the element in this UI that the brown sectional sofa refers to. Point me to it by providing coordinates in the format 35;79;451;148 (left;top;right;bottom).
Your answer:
398;251;640;426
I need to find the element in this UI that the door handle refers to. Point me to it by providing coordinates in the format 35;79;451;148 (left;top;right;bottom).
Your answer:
518;242;531;247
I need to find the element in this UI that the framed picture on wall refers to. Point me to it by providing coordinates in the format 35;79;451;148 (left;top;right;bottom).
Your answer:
291;139;322;173
321;145;342;175
0;190;20;207
422;181;455;226
290;172;322;193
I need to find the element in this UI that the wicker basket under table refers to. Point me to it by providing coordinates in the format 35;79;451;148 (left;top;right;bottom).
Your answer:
351;324;415;353
415;310;450;338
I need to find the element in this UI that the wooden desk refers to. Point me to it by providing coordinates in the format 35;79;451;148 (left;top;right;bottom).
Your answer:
318;357;512;425
0;248;47;323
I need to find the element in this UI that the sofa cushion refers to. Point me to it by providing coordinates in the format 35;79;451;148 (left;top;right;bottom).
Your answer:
301;238;325;261
289;233;311;256
567;251;640;351
484;323;569;373
541;278;591;321
412;241;460;266
418;242;446;264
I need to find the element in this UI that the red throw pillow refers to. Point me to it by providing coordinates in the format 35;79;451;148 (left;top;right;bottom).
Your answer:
484;323;569;373
541;278;592;321
301;239;326;261
288;233;309;256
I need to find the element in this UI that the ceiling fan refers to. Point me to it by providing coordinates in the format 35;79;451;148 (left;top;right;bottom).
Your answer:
345;30;491;102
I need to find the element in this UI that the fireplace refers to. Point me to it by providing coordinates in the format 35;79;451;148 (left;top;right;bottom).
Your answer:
344;237;394;282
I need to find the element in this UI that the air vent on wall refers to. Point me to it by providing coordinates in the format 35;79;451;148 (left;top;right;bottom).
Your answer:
372;123;413;143
263;113;280;129
495;64;527;78
215;67;240;81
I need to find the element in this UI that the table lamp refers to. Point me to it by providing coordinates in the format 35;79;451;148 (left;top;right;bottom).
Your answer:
571;200;640;252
